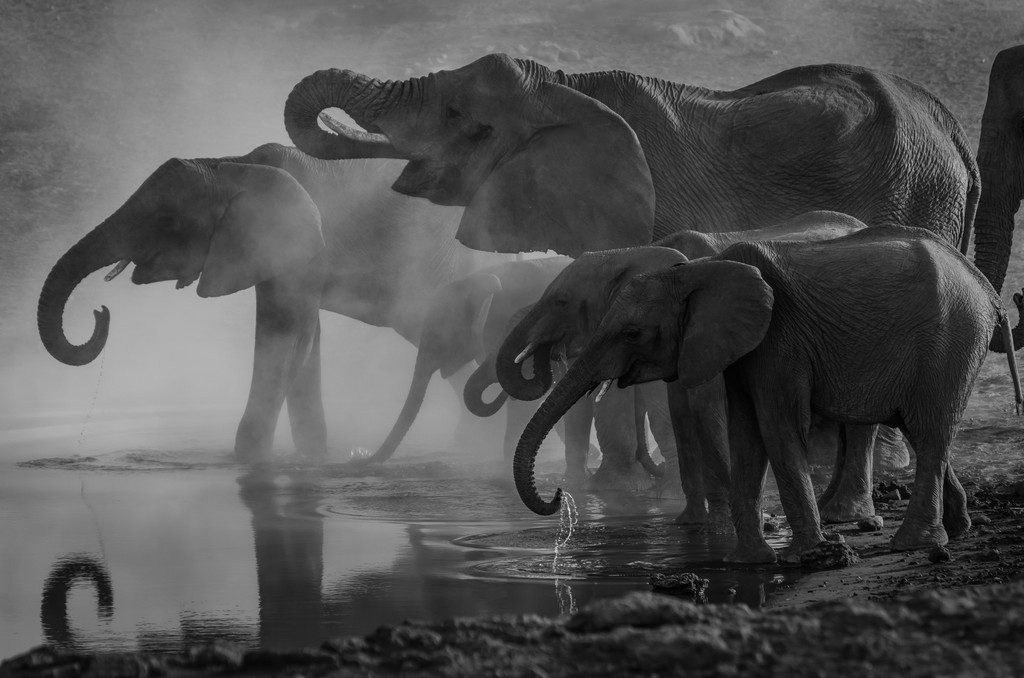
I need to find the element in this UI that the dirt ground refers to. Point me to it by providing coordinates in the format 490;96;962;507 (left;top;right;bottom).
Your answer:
3;0;1024;674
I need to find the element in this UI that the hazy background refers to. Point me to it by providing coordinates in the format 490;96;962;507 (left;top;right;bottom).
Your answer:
1;0;1022;457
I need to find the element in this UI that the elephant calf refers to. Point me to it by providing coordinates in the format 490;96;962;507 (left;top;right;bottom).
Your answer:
513;224;1019;563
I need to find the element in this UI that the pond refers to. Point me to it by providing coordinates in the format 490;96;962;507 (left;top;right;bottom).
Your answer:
0;409;799;657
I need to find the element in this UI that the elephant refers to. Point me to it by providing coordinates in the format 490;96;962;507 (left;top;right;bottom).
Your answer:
283;54;978;263
976;45;1024;351
368;255;592;466
511;225;1021;564
494;210;878;529
37;143;510;463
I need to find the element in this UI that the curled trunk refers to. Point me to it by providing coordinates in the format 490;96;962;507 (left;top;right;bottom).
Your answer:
38;223;125;366
464;353;508;417
495;306;554;401
514;352;600;515
283;68;408;160
41;555;113;647
364;348;436;464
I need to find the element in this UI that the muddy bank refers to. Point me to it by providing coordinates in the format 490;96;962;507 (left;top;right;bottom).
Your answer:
5;581;1024;677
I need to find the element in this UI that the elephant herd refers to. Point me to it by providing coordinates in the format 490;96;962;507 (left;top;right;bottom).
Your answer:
38;45;1024;565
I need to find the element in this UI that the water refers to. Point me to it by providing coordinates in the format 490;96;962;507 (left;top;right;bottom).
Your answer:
0;411;800;657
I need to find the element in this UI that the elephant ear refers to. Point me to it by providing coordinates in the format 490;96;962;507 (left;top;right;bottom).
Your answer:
675;260;774;388
458;82;655;256
197;162;324;298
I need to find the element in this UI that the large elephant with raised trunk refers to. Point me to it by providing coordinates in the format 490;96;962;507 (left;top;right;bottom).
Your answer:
513;226;1020;564
284;53;978;260
37;143;508;462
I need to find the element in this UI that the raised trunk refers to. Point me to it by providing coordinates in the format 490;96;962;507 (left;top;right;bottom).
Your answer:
514;351;600;515
37;222;125;366
363;348;437;464
284;68;408;160
495;305;553;401
464;354;508;417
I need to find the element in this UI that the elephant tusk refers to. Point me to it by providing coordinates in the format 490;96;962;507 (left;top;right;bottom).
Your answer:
104;259;131;282
318;111;347;135
594;379;612;403
514;343;537;365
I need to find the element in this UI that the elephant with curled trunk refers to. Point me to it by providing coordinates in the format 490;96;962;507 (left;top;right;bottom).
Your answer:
284;54;978;263
493;211;897;529
370;255;594;466
37;143;509;462
514;226;1020;564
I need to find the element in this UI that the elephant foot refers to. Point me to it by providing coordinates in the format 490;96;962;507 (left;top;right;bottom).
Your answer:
589;460;653;493
706;507;735;535
874;427;911;472
778;530;829;563
891;521;948;552
674;502;709;526
563;467;591;491
724;539;777;564
818;492;875;524
654;457;685;500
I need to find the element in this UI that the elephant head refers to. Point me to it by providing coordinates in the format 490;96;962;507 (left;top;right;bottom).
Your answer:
496;246;687;402
513;258;773;515
368;272;504;464
284;54;655;256
38;157;324;366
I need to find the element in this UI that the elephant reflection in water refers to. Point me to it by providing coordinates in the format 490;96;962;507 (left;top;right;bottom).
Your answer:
39;554;113;650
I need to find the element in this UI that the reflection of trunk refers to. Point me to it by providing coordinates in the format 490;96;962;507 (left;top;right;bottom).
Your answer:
365;348;437;464
41;555;114;648
495;305;553;401
974;48;1024;352
38;220;126;366
283;69;408;160
514;351;598;515
464;353;508;417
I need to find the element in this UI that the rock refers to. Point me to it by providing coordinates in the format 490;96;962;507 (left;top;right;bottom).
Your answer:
799;541;860;569
649;572;709;601
566;592;702;632
928;546;952;564
971;513;992;526
857;515;884;532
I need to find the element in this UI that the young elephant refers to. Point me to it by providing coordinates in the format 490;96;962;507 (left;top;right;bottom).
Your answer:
514;225;1019;563
495;211;867;528
369;256;580;464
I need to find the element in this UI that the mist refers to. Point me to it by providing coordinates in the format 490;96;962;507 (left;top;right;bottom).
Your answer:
0;0;1016;459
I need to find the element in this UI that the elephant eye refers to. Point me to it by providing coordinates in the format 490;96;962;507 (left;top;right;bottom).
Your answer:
622;326;643;342
467;123;492;143
446;105;462;121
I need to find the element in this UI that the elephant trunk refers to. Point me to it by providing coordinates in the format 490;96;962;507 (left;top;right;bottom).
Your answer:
464;353;508;418
364;347;437;464
973;47;1024;298
495;305;554;401
514;351;600;515
38;220;127;366
41;555;113;648
284;68;409;160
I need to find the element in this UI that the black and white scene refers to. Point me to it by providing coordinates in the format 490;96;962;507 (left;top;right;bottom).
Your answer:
2;0;1024;675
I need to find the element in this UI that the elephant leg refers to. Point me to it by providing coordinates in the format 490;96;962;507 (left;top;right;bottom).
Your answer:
942;463;971;539
235;279;321;463
874;425;911;472
753;394;825;562
682;378;732;533
591;386;650;492
892;420;953;551
644;382;684;501
664;381;707;524
723;380;775;564
818;424;878;523
562;396;593;487
285;319;327;460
